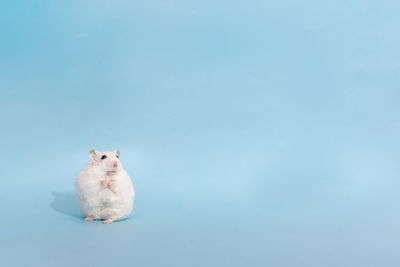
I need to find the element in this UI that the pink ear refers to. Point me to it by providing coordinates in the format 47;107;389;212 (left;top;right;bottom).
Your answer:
89;149;97;160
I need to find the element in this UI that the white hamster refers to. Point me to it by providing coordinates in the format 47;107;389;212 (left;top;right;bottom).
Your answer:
75;149;135;224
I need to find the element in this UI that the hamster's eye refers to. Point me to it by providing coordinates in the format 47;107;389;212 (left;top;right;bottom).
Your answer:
116;155;119;159
101;155;107;160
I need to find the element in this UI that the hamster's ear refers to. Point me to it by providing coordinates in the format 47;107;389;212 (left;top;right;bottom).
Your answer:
115;150;120;158
89;149;98;160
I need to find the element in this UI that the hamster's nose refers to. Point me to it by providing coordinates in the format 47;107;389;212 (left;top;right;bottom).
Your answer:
113;162;118;168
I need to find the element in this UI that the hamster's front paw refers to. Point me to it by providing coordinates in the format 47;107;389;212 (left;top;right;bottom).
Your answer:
100;179;115;187
100;179;109;187
107;179;115;187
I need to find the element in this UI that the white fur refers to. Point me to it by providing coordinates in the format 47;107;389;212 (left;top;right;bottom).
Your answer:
75;150;135;223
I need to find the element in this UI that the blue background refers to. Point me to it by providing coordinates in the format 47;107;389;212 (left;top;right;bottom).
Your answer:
1;0;400;266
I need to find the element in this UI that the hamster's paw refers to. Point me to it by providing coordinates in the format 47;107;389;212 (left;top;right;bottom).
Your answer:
85;215;94;222
100;179;109;187
102;217;115;224
107;179;115;187
100;179;115;187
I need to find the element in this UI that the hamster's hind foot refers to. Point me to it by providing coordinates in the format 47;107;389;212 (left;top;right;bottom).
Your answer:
102;217;115;224
85;215;94;222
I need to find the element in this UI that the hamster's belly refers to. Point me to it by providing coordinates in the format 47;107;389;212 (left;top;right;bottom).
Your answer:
98;188;117;204
96;187;134;219
94;189;116;219
77;178;134;219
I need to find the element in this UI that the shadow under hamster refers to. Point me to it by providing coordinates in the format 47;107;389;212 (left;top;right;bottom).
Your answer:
51;191;82;218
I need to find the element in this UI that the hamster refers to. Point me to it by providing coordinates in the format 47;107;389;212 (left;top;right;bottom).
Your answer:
75;149;135;224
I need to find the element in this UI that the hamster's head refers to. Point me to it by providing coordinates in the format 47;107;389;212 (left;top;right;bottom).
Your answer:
89;149;122;172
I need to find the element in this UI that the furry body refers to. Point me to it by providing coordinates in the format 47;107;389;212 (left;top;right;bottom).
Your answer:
75;150;135;223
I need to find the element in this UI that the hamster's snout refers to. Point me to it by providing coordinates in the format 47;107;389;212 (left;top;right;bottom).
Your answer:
113;162;118;168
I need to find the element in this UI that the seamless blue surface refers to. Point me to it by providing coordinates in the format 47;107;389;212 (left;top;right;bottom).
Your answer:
1;1;400;266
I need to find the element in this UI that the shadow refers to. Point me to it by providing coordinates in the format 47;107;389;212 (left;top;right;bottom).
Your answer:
51;192;82;218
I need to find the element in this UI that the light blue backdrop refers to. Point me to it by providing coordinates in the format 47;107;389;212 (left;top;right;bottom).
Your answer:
1;0;400;266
